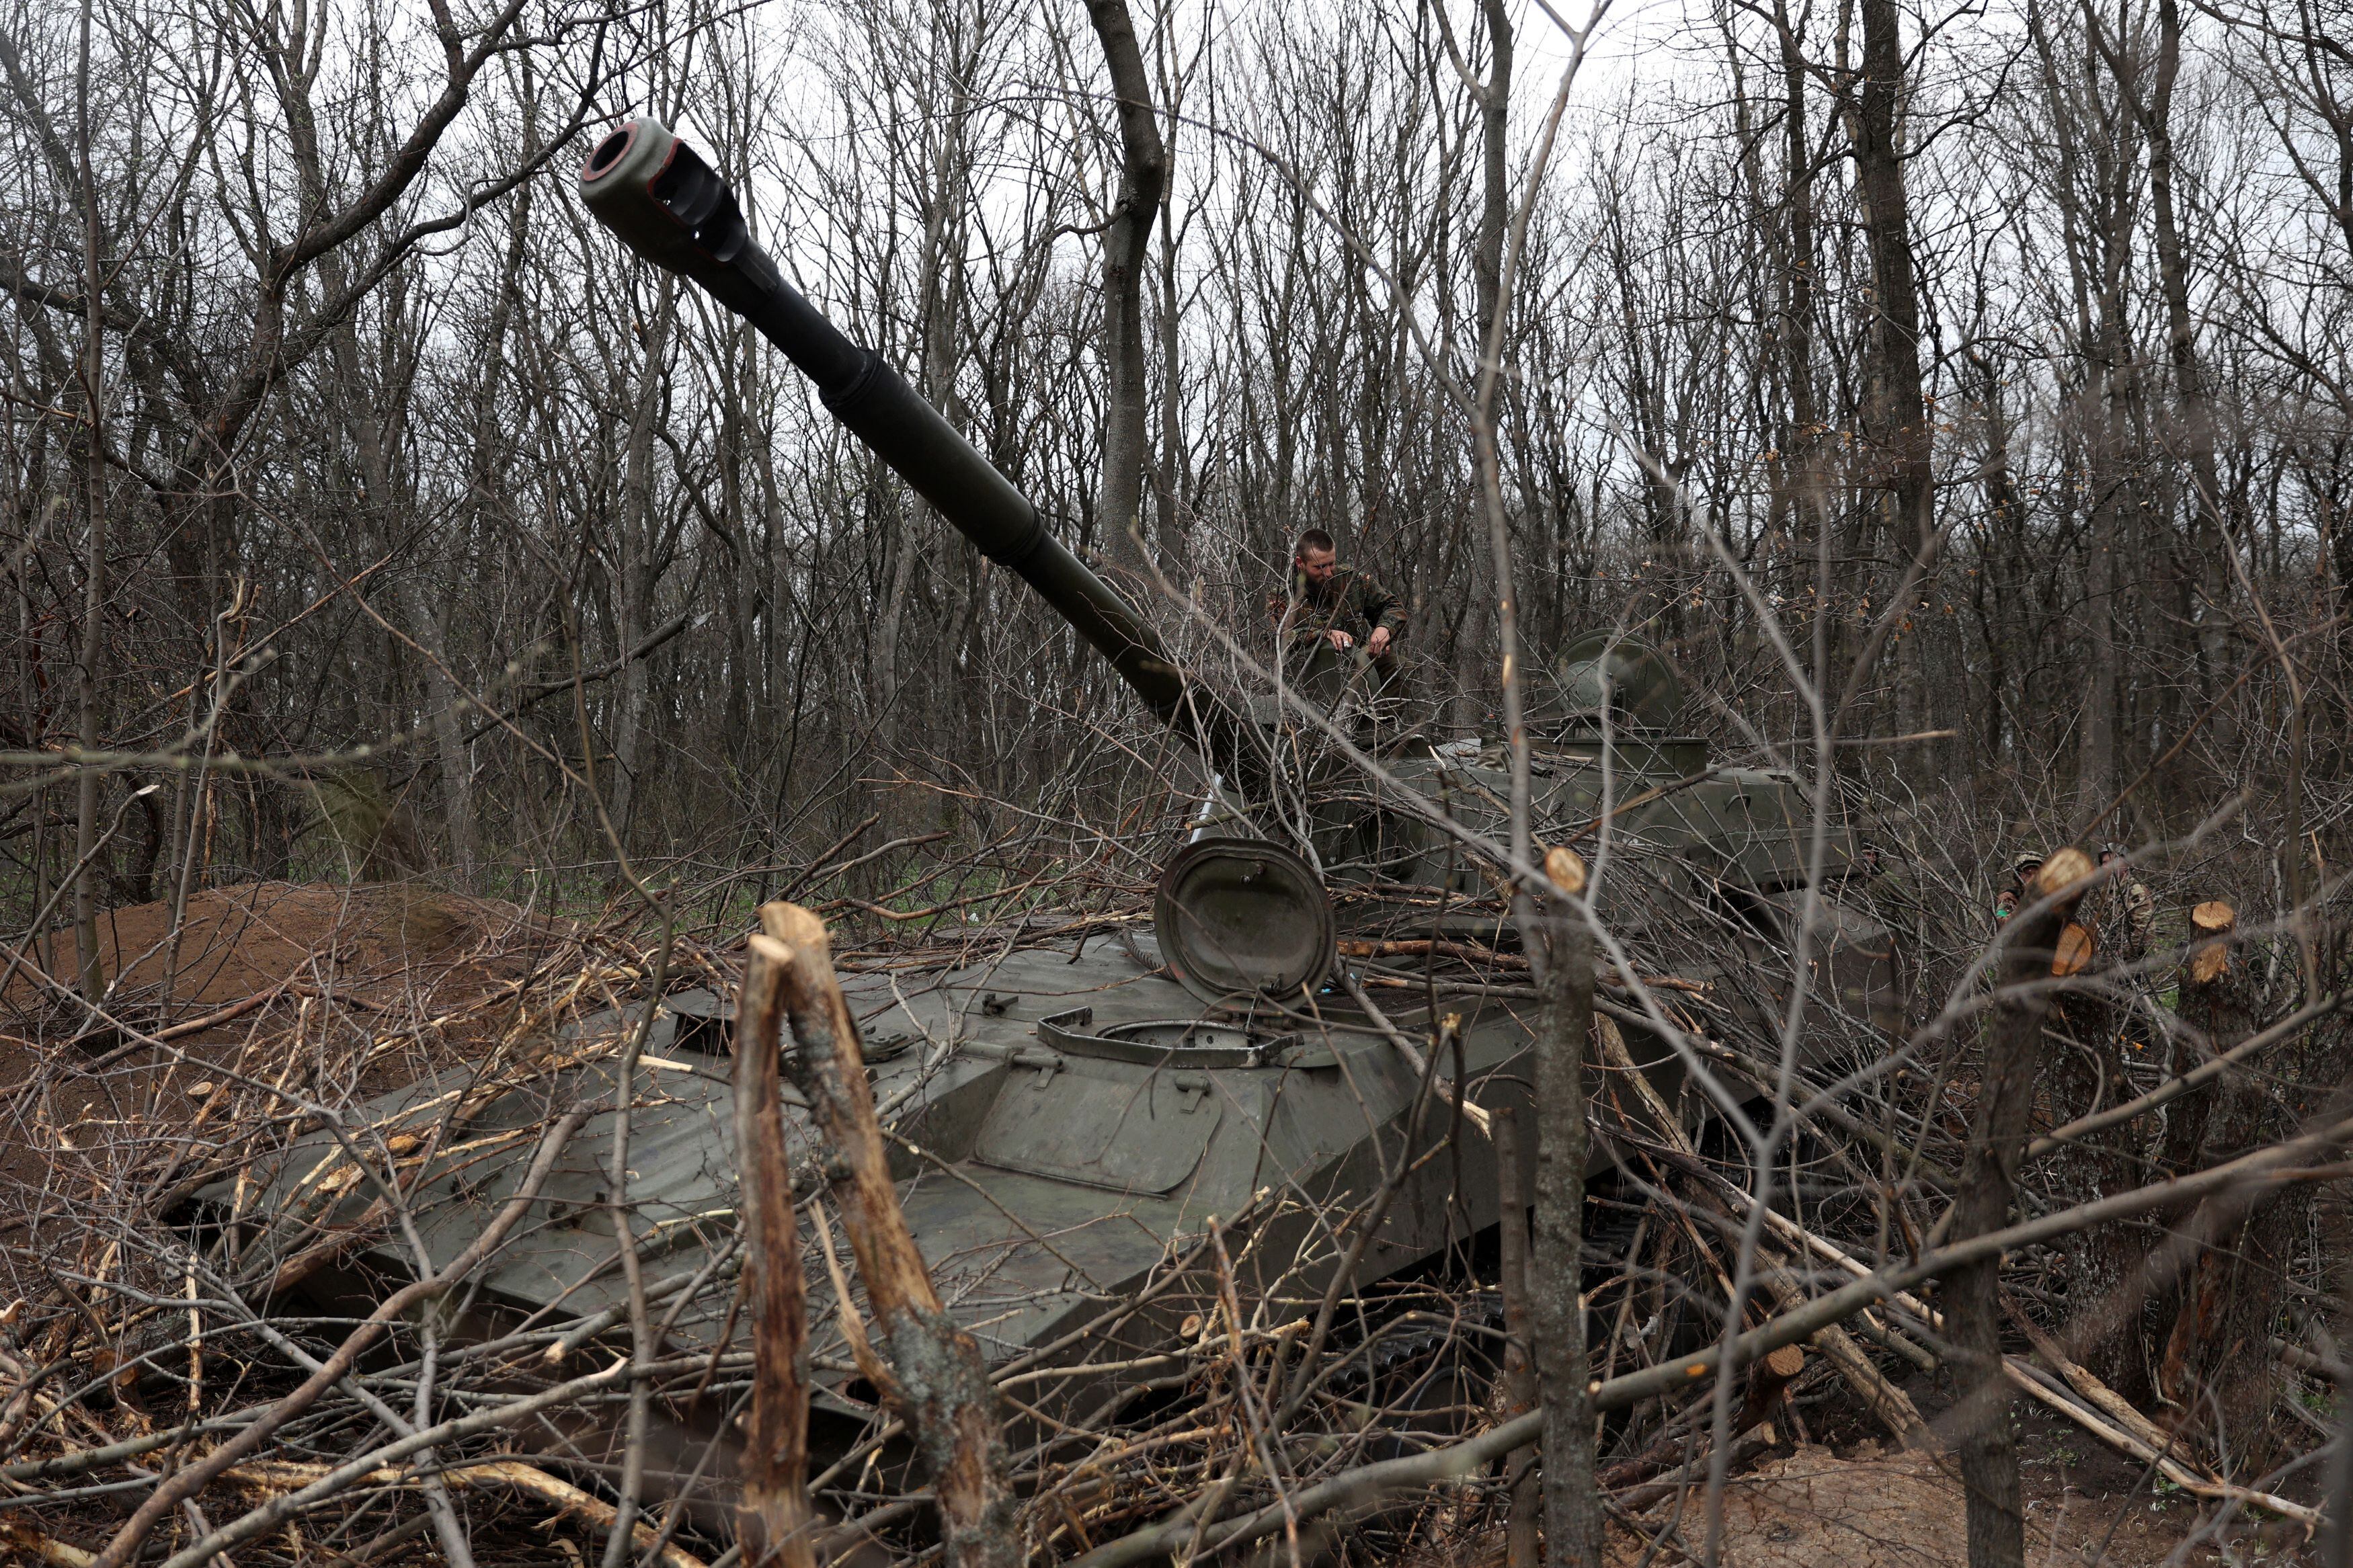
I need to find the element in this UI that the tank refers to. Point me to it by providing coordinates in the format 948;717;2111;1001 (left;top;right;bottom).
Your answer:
198;120;1897;1528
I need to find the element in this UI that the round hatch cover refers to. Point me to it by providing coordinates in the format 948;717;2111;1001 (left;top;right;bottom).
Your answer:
1155;838;1335;1007
1548;632;1685;729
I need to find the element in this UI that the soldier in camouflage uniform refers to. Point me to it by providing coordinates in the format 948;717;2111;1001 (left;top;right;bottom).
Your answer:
2089;844;2161;1057
1993;848;2044;929
2092;845;2157;964
1270;528;1406;685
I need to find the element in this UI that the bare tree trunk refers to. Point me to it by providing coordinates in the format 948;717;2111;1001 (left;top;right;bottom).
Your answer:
873;15;982;756
1152;19;1187;554
1472;0;1512;347
1528;848;1599;1568
402;583;477;880
432;167;540;884
70;0;103;999
1086;0;1167;573
1772;0;1825;618
2081;370;2123;816
2083;0;2224;577
611;276;675;845
1495;1106;1540;1568
2115;0;2245;844
1439;0;1513;739
1946;848;2092;1568
1851;0;1933;725
2157;902;2296;1479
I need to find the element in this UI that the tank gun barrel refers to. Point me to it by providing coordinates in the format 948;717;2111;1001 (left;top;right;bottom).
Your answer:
579;119;1229;760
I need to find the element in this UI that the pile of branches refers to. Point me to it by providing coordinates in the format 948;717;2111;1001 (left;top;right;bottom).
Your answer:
0;829;2344;1568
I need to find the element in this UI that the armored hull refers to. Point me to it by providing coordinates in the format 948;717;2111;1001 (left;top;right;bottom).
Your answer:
212;945;1554;1498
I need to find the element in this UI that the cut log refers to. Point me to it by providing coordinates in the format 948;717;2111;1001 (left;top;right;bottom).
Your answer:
1732;1342;1808;1434
1757;1268;1937;1452
2188;900;2235;985
1946;845;2093;1568
1596;1345;1802;1499
2154;900;2295;1479
1588;1016;1938;1454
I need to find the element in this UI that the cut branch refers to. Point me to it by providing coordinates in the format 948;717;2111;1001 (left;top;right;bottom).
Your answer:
756;902;1014;1568
735;936;815;1568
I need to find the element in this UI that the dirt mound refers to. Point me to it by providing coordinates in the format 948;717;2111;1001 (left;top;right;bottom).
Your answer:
1597;1437;2233;1567
0;882;582;1197
1613;1446;1964;1567
5;881;563;1030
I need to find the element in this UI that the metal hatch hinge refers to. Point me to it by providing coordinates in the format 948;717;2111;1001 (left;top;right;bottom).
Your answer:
1008;1046;1066;1087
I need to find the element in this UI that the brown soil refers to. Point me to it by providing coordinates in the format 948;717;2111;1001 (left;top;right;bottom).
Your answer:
6;880;563;1021
1577;1365;2266;1568
1608;1445;1962;1566
0;881;576;1196
1424;1365;2274;1568
1602;1437;2235;1567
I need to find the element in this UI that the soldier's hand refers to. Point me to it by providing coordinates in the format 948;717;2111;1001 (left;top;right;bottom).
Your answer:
1326;629;1355;650
1367;626;1392;656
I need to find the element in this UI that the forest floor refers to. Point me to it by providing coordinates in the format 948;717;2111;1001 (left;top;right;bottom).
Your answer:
0;882;2298;1566
1561;1366;2254;1567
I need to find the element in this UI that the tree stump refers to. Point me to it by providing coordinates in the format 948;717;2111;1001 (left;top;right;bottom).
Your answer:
2157;900;2297;1481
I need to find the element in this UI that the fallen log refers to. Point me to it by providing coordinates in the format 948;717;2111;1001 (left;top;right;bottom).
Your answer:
1734;1175;2308;1520
1590;1013;1934;1452
1996;1356;2315;1527
1755;1268;1936;1452
0;1519;94;1567
2002;1296;2175;1456
1596;1344;1806;1500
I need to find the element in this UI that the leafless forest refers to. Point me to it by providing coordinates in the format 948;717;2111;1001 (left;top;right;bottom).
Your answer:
1;0;2351;1561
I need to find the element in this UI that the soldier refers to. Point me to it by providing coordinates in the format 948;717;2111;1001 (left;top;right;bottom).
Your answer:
1271;528;1405;679
2094;844;2157;964
1993;848;2044;927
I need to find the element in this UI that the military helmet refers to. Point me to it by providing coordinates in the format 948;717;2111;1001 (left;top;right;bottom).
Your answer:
2011;848;2046;876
